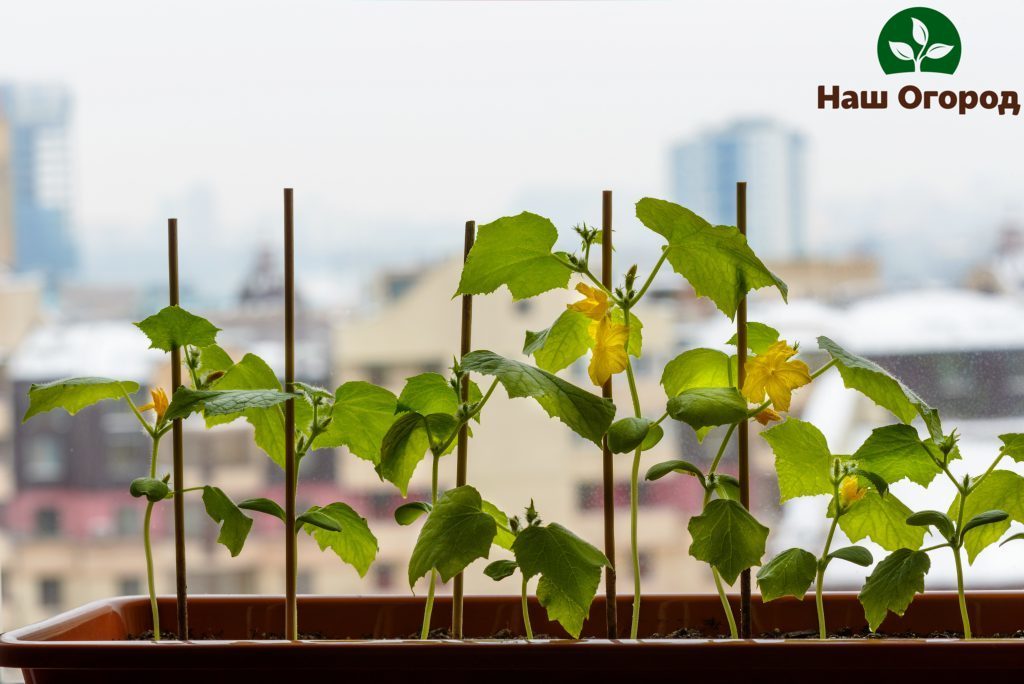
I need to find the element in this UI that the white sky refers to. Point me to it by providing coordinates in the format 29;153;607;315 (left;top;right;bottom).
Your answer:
2;0;1023;296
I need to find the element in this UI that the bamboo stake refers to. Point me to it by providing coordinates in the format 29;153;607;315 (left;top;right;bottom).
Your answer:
736;181;751;639
601;190;618;639
167;218;189;640
452;220;475;639
283;188;298;641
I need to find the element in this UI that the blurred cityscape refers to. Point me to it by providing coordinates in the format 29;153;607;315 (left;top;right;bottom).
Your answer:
1;83;1023;633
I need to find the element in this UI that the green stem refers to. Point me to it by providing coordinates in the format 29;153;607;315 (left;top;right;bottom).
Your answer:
623;344;644;639
521;575;534;640
630;248;669;304
952;486;972;639
712;568;738;638
433;378;499;456
420;453;441;639
816;511;840;639
143;501;159;641
121;387;155;438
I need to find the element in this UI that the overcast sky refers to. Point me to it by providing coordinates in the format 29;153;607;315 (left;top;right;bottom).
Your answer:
3;0;1022;299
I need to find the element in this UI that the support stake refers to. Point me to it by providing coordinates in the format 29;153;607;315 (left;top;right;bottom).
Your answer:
601;190;618;639
452;220;475;639
283;188;298;641
168;219;189;641
736;181;752;639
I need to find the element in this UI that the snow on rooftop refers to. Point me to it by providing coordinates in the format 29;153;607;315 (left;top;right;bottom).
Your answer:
7;321;163;382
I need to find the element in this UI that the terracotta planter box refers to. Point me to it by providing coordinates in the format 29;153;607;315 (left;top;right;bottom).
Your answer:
2;592;1022;683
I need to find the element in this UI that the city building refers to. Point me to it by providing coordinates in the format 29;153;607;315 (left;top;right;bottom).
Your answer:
670;118;807;261
0;84;76;281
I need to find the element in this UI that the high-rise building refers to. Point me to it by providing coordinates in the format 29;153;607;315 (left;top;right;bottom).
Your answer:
670;118;807;261
0;119;13;269
0;85;76;280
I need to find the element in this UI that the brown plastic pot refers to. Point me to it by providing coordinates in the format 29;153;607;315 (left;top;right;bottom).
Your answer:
2;592;1022;683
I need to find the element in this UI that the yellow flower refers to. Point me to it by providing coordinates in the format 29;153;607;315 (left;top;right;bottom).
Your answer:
838;475;868;508
568;283;610;321
754;407;782;426
587;316;629;386
139;387;169;423
741;341;811;412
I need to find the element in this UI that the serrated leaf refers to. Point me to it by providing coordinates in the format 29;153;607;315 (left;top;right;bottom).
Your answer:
606;417;651;454
482;500;515;550
960;510;1009;542
513;522;609;638
859;549;930;632
525;309;592;373
635;198;787;319
817;337;941;441
726;322;781;355
756;548;816;602
661;348;734;398
379;412;459;496
297;508;342;532
457;212;571;300
24;377;140;422
949;470;1024;563
134;305;220;352
852;424;943;487
196;344;234;376
164;387;296;422
129;477;170;503
202;486;253;557
304;502;378;577
761;418;833;502
688;499;769;585
999;434;1024;463
396;373;460;416
889;41;916;61
667;387;748;432
461;351;615;445
484;559;519;581
911;17;928;46
312;381;398;463
409;486;496;585
925;43;953;59
238;497;285;522
906;510;954;541
645;459;706;487
839;490;924;552
394;501;431;526
828;545;873;567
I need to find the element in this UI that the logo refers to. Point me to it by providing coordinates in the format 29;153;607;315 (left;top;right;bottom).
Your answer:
878;7;960;75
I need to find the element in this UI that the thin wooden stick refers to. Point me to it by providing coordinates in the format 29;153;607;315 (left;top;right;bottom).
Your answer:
167;218;189;641
283;188;298;641
452;220;475;639
601;190;618;639
736;181;751;639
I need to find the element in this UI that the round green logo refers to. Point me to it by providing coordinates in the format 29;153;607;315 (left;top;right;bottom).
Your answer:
877;7;961;74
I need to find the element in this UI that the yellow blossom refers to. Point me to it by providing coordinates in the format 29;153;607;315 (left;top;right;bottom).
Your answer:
587;316;629;386
838;475;868;508
754;407;782;426
568;283;610;321
741;341;811;412
139;387;169;423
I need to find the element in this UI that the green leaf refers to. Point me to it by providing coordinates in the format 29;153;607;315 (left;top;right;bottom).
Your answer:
379;412;459;496
949;470;1024;563
238;497;285;522
756;548;816;602
859;549;930;632
394;501;431;526
513;522;609;638
312;381;398;463
760;418;833;502
641;423;664;451
293;382;333;405
960;510;1009;542
134;305;220;352
202;486;253;557
606;417;651;454
667;387;748;432
524;309;592;373
828;545;873;567
727;322;781;355
851;469;889;497
817;336;941;441
688;499;769;585
408;486;497;585
635;197;787;319
24;377;140;422
196;344;234;377
482;500;515;550
461;351;615;445
484;559;519;581
304;502;379;577
1000;532;1024;547
396;373;460;416
163;387;296;422
457;212;571;300
851;424;943;487
999;434;1024;463
297;508;343;532
645;459;706;488
906;510;955;541
129;477;170;503
839;491;924;552
714;474;742;501
661;348;733;398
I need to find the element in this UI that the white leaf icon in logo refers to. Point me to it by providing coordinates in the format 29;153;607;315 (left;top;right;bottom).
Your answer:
911;17;929;46
925;43;954;59
889;41;916;61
